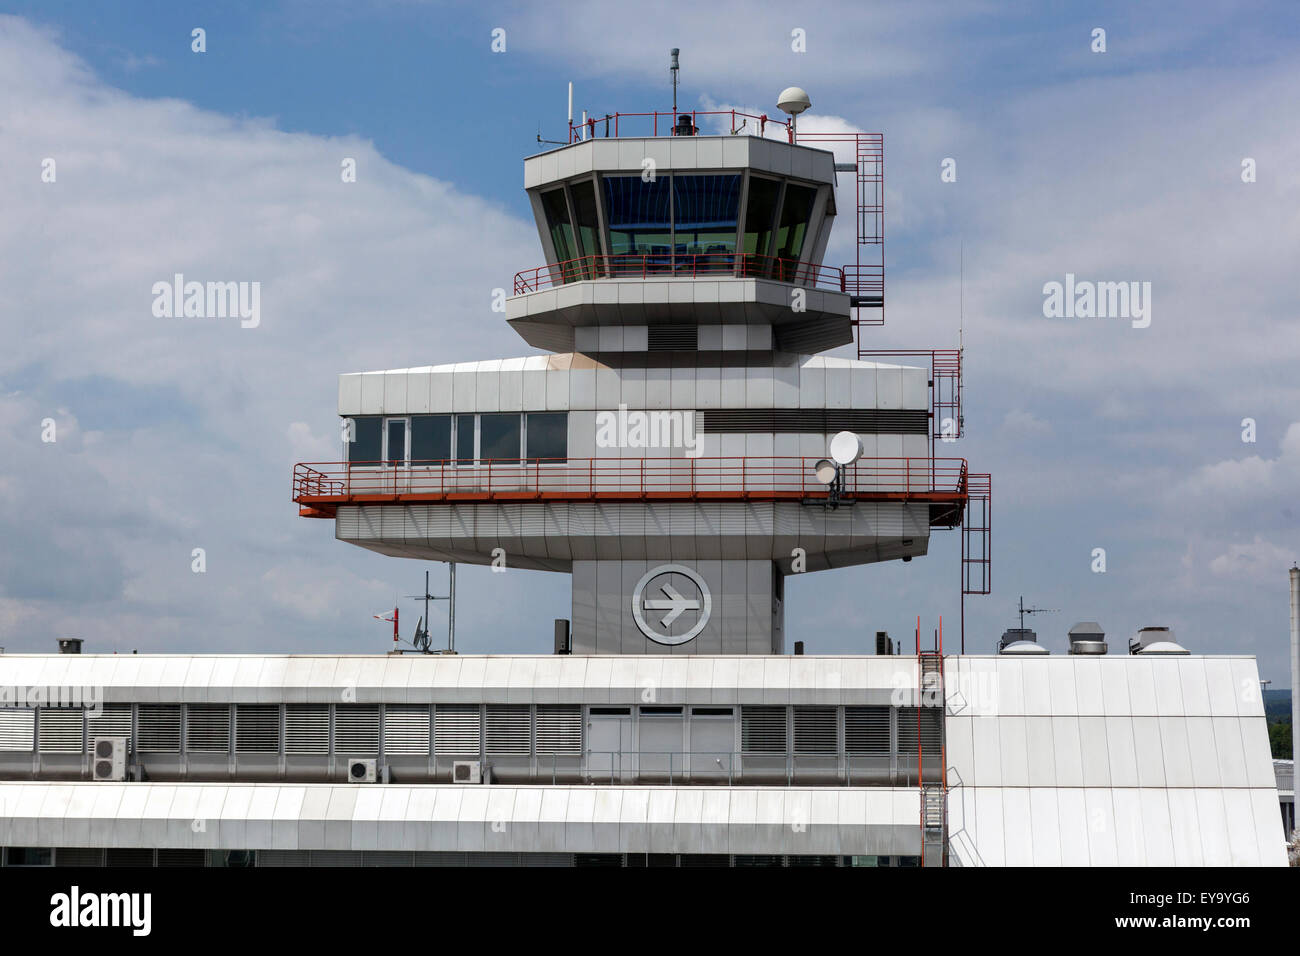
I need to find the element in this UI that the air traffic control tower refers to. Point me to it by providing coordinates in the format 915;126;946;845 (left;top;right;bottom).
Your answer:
294;95;991;654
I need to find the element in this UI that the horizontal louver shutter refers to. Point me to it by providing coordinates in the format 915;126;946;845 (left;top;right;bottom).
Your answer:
186;704;231;753
335;705;380;754
0;710;36;751
486;704;530;755
235;705;280;754
383;705;430;755
845;706;891;755
87;703;131;746
434;704;481;756
698;408;929;434
741;706;787;754
137;704;181;752
897;706;943;756
535;704;582;756
285;705;329;754
38;709;84;753
793;706;837;754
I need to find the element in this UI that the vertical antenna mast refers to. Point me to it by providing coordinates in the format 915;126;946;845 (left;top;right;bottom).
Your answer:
670;48;680;117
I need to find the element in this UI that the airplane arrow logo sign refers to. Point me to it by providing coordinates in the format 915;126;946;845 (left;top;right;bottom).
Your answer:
643;582;702;627
631;564;713;646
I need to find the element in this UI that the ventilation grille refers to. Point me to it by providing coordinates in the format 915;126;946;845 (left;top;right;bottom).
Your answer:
535;704;582;756
793;706;837;754
235;705;280;754
897;706;943;756
844;706;891;755
38;709;84;754
435;704;481;756
335;705;380;754
383;705;430;756
741;706;787;754
647;325;698;351
137;704;181;752
699;408;929;434
285;705;329;754
486;704;531;755
185;705;231;753
55;847;105;867
87;703;131;747
0;709;35;752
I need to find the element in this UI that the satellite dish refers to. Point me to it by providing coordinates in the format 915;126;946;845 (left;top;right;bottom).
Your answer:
829;431;862;466
777;86;811;116
813;459;838;484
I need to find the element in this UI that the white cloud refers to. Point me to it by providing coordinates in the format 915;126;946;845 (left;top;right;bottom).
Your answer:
1208;536;1298;579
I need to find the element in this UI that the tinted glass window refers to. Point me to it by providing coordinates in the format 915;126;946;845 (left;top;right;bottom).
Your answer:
410;415;451;463
386;419;406;466
348;416;381;465
673;174;741;268
602;176;672;268
742;176;781;260
526;412;568;462
455;415;476;464
773;183;817;267
541;188;576;267
479;413;521;463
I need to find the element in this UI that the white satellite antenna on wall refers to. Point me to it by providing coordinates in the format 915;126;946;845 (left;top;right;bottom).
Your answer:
777;86;811;143
813;431;861;508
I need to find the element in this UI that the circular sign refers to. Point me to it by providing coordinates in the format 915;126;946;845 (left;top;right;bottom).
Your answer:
631;563;712;646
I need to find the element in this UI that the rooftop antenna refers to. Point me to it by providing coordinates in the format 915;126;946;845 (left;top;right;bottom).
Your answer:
777;86;811;144
670;48;680;118
404;563;457;653
1015;595;1058;631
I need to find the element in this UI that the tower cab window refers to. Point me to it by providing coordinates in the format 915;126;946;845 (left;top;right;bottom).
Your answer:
347;413;567;466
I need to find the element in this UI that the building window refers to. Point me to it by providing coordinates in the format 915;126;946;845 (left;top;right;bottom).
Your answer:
772;183;817;270
570;180;602;277
525;412;567;462
479;414;522;463
672;173;741;266
347;416;382;465
455;415;476;464
410;415;451;463
742;176;782;259
541;188;577;266
602;175;672;264
385;418;408;466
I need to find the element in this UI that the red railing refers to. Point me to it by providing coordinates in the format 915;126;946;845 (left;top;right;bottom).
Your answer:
567;109;791;144
293;456;970;515
513;253;846;296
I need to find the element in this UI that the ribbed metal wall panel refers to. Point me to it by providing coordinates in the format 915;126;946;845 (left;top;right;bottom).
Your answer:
234;705;280;754
486;704;531;755
741;706;786;753
793;706;837;754
845;706;891;755
535;704;582;755
137;704;181;753
185;704;230;753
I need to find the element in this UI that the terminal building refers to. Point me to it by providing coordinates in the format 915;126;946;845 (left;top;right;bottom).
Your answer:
0;87;1287;867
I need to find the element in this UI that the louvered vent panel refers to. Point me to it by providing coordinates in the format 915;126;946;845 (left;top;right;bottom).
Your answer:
792;706;837;754
382;705;430;755
647;325;698;351
335;705;380;754
434;704;481;756
87;703;132;745
897;706;943;756
486;704;531;755
699;408;929;434
535;704;582;756
137;704;181;752
56;847;105;867
235;705;280;754
37;709;84;753
741;706;787;754
185;704;231;753
844;706;891;755
285;705;329;754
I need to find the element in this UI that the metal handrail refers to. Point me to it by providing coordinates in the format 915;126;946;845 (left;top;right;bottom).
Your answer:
565;109;791;144
512;252;846;296
293;456;970;507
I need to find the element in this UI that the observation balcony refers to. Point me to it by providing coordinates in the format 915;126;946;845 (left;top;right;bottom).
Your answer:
293;455;971;524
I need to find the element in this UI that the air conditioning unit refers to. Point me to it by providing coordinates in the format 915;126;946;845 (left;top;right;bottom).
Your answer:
451;760;482;784
91;736;127;782
347;757;378;783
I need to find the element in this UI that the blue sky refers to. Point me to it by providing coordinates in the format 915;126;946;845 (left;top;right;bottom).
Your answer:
1;2;1298;683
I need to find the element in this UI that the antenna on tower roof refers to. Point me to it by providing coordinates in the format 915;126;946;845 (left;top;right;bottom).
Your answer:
670;48;680;118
